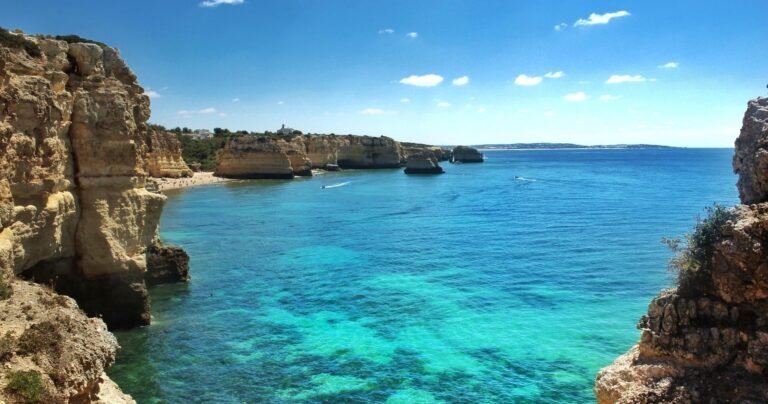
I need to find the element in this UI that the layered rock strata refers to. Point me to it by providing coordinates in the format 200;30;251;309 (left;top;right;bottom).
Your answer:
595;98;768;403
404;153;445;174
215;134;441;178
147;130;193;178
0;33;186;330
452;145;484;163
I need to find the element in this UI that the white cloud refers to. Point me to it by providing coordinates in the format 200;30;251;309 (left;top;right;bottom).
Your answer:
359;108;394;116
177;107;217;116
437;102;451;108
400;74;444;87
514;74;543;86
277;101;285;105
477;107;487;113
406;32;418;38
452;76;470;86
658;62;679;69
218;112;228;117
544;71;565;79
599;94;622;102
200;0;244;8
378;28;395;35
563;92;587;102
574;10;630;26
605;74;649;84
544;111;555;117
554;23;568;31
232;98;240;102
400;98;411;103
145;90;161;99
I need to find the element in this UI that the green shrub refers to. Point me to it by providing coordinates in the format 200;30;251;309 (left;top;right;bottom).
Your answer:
18;321;61;356
5;370;48;403
0;27;41;58
0;332;15;361
0;275;10;300
663;204;734;295
52;34;106;47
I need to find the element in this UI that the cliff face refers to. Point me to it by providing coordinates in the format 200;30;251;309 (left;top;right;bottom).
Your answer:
147;131;193;178
595;98;768;403
0;33;183;329
215;134;439;178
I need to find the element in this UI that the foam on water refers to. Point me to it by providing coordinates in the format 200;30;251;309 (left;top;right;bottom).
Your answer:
110;149;738;402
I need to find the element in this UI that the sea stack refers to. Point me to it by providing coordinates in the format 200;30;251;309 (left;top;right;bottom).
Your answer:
594;98;768;403
452;145;484;163
404;153;445;174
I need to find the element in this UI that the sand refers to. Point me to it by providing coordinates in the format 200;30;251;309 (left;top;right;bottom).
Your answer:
152;172;233;191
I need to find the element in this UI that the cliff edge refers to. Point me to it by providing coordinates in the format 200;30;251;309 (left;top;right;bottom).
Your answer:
595;98;768;402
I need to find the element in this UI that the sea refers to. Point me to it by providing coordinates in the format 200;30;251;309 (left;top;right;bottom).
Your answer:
110;148;738;403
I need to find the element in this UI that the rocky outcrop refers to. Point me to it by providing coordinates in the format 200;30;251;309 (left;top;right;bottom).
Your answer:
0;32;187;330
146;241;190;286
451;145;483;163
0;278;134;403
147;131;193;178
402;142;451;162
404;153;444;174
595;99;768;403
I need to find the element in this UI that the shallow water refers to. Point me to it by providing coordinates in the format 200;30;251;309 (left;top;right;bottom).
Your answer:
111;148;738;403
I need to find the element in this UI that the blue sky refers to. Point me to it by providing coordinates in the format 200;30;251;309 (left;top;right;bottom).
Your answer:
4;1;767;146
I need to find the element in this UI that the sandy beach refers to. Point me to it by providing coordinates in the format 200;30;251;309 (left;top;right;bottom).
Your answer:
152;172;233;191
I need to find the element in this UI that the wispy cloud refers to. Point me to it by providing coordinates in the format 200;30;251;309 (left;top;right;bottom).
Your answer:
277;101;285;105
436;102;451;108
658;62;679;69
400;98;411;103
599;94;622;102
574;10;630;26
406;32;418;38
232;98;240;102
359;108;394;116
544;71;565;79
177;107;218;117
554;23;568;31
378;28;395;35
145;90;161;99
200;0;244;8
452;76;470;86
563;92;587;102
514;74;543;86
400;74;444;87
477;107;487;113
605;74;650;84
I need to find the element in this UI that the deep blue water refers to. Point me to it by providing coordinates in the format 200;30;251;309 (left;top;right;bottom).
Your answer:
110;148;738;403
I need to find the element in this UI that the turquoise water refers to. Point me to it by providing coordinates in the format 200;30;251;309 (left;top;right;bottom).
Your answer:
111;149;738;403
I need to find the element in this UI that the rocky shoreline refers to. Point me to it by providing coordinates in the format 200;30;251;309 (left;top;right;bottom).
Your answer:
594;98;768;403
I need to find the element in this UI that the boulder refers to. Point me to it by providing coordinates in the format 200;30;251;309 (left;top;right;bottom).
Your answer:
404;153;445;174
452;145;484;163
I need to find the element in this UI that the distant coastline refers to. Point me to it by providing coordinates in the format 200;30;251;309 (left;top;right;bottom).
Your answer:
469;143;676;150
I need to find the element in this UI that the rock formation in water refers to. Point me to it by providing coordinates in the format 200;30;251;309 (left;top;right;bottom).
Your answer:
147;130;193;178
404;153;445;174
451;145;484;163
215;134;444;178
146;242;190;286
0;31;187;331
0;279;134;403
595;98;768;403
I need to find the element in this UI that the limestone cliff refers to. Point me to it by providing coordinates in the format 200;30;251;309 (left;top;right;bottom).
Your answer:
595;98;768;403
215;134;441;178
147;130;193;178
0;31;185;330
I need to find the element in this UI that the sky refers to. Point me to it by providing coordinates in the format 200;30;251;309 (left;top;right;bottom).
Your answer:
3;1;768;147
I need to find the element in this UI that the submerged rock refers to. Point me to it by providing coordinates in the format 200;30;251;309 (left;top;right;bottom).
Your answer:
404;153;445;174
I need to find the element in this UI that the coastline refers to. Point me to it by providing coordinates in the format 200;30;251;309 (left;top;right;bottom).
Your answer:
153;172;233;191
